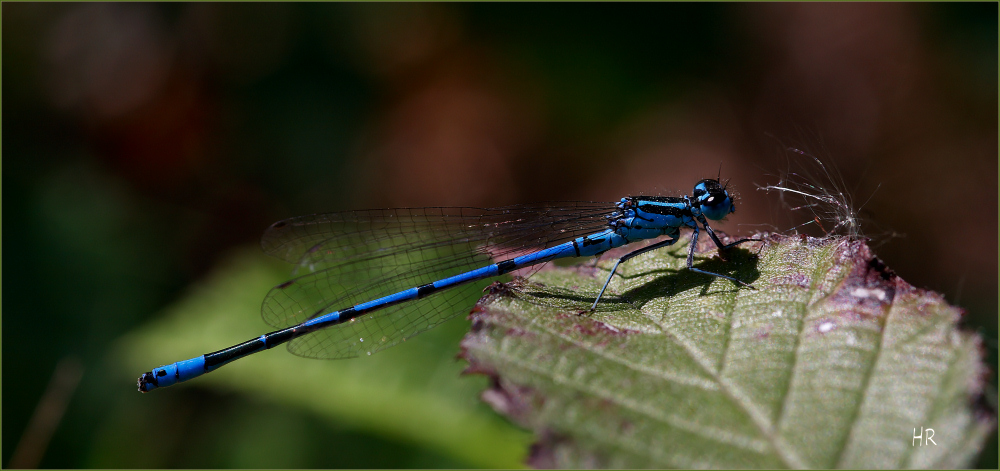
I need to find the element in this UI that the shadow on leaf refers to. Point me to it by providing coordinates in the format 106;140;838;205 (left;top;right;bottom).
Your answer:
516;247;761;312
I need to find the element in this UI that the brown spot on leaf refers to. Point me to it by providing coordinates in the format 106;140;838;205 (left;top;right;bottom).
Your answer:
570;318;637;338
824;240;898;320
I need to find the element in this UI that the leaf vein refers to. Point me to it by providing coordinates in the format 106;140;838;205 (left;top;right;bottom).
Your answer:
654;282;808;469
833;292;893;467
494;348;773;456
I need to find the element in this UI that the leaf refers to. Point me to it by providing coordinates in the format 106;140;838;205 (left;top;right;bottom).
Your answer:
460;234;994;468
116;247;533;468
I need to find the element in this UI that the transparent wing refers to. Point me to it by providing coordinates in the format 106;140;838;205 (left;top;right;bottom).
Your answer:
260;205;614;268
288;282;486;359
259;203;615;358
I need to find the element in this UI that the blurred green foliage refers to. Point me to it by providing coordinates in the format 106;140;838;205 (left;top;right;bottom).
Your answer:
115;249;530;468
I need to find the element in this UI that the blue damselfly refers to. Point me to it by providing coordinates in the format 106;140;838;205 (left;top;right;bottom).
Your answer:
138;178;758;392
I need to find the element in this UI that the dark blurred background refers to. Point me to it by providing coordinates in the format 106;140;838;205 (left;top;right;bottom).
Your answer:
3;3;996;468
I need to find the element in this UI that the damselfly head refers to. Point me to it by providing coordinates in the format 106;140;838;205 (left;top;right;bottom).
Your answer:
693;178;736;220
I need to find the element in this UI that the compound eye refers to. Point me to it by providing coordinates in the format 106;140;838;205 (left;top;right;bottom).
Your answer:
701;192;732;220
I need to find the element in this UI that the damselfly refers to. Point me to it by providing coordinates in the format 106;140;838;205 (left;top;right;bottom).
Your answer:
138;178;758;392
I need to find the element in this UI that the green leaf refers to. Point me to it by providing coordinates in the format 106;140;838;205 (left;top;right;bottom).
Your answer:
460;234;994;468
116;248;532;468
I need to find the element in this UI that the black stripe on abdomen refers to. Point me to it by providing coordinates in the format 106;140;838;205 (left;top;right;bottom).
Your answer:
416;283;439;298
497;260;517;274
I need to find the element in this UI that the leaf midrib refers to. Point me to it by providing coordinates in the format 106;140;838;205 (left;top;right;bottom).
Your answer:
509;290;810;467
654;290;808;469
